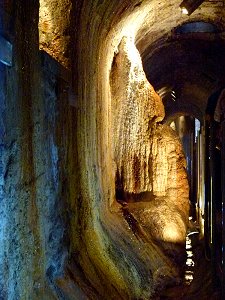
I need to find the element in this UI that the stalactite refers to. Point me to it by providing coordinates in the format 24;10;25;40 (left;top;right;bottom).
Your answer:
111;36;165;195
110;36;190;268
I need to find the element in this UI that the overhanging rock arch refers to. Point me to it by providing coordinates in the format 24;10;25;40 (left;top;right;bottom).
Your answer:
68;31;190;297
64;2;191;299
4;0;224;298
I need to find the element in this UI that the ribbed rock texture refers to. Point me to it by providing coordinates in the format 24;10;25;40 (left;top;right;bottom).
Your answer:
111;37;165;194
0;2;72;299
0;0;191;299
111;37;189;209
39;0;72;68
110;37;189;254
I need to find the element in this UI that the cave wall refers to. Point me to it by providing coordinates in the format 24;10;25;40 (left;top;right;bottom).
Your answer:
39;0;72;68
111;37;165;195
68;1;190;299
0;61;7;299
110;36;189;258
1;2;46;298
0;0;190;299
0;2;78;298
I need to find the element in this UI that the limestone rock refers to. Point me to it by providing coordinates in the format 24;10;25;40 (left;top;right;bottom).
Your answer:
110;38;189;244
151;124;190;229
1;1;193;299
123;198;187;245
39;0;72;68
111;36;165;195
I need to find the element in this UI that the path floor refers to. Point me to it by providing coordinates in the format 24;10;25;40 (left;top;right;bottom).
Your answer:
159;226;221;299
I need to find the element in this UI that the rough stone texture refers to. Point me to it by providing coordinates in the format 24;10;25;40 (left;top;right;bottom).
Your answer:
118;123;190;248
1;2;45;298
35;52;71;297
39;0;72;68
111;37;165;194
2;1;189;299
0;2;74;299
2;0;224;299
0;63;7;299
152;125;189;200
110;37;189;267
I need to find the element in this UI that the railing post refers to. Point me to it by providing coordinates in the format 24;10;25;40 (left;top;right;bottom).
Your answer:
221;119;225;297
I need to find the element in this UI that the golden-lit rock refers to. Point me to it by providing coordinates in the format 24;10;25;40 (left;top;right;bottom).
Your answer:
2;1;193;299
111;36;165;195
39;0;72;68
110;38;189;243
152;124;190;216
123;197;187;245
110;37;189;279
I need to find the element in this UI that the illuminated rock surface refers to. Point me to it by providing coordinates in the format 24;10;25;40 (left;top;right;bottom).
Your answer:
111;37;189;247
0;0;224;299
39;0;72;68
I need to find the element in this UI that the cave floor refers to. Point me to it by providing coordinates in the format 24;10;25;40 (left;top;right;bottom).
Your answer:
159;227;221;300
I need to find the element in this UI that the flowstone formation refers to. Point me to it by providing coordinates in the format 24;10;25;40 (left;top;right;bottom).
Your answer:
39;0;72;68
111;37;190;271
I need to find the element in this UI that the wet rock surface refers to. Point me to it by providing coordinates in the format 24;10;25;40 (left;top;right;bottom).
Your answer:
3;0;225;298
159;227;221;300
39;0;72;68
109;37;190;297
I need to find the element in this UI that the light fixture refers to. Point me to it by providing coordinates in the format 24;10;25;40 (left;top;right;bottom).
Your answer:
180;0;205;16
181;7;189;15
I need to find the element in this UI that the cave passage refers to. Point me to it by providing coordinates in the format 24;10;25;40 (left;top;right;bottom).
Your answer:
2;1;225;299
112;32;225;298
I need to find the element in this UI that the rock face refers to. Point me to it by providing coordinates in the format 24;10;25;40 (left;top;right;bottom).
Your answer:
151;125;190;244
0;1;190;299
111;37;165;195
39;0;72;68
111;37;189;247
0;2;72;299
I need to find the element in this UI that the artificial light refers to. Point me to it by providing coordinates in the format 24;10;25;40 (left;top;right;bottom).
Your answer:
181;7;188;15
180;0;205;16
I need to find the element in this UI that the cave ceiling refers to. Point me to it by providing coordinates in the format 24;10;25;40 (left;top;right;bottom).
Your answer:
37;0;225;118
133;0;225;119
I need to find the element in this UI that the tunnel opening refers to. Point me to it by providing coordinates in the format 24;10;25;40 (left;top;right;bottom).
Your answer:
141;18;225;296
105;6;225;295
109;36;190;296
37;0;225;295
174;21;219;34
